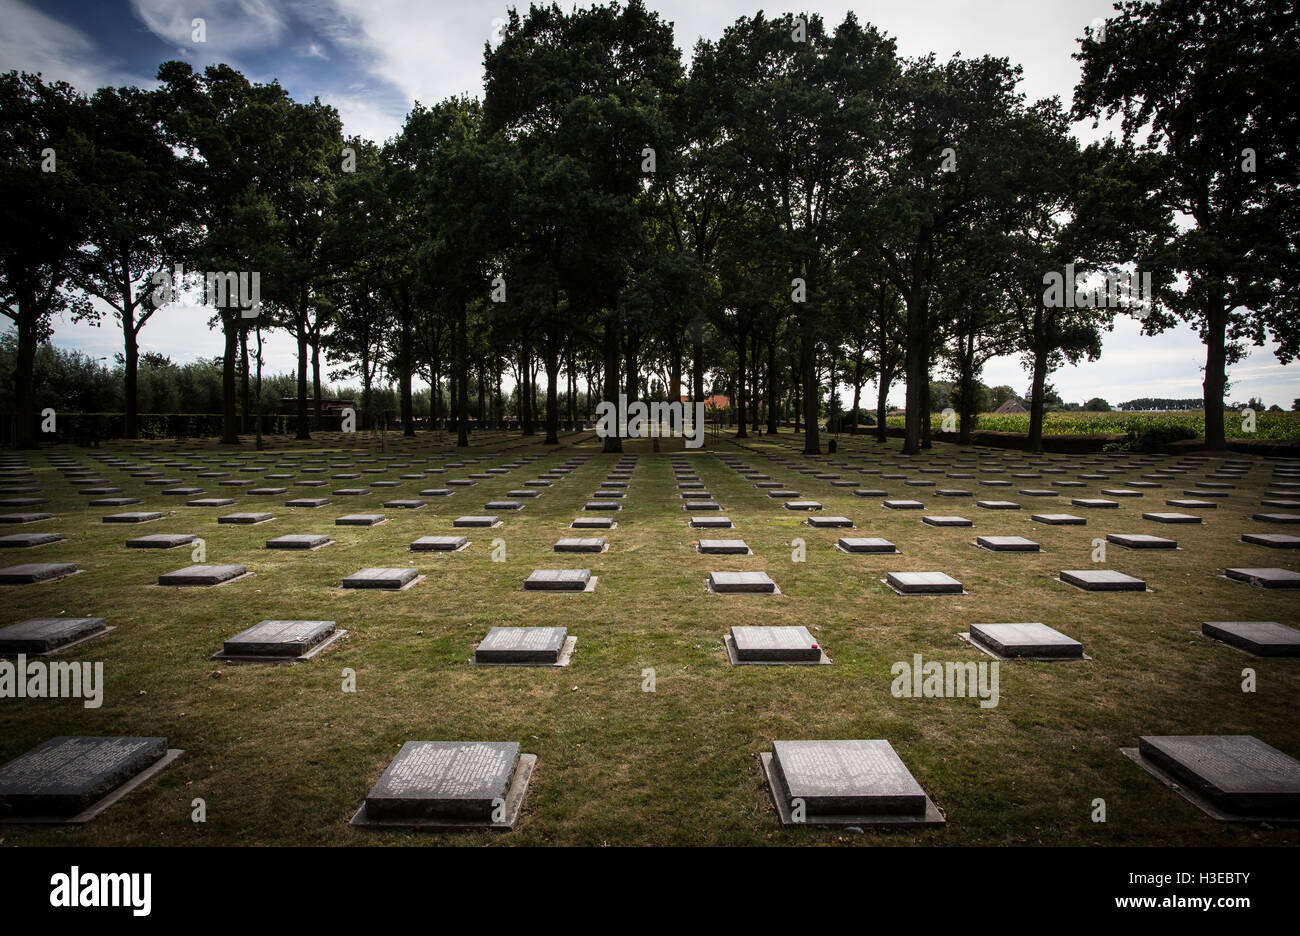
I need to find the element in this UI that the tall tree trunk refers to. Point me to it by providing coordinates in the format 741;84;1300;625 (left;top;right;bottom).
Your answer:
603;311;623;453
544;304;560;446
1203;300;1228;451
735;326;748;439
800;331;819;454
1028;327;1048;455
295;318;310;440
399;308;414;437
851;357;862;435
123;325;140;440
903;279;927;455
239;327;250;435
13;291;39;449
876;368;891;443
455;305;469;447
221;312;240;445
765;338;779;434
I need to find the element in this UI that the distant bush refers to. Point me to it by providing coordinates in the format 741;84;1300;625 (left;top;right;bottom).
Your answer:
1084;397;1111;412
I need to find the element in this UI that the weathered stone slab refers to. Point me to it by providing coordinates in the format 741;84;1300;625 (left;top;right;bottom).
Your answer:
342;567;418;589
1107;533;1177;549
0;736;169;818
266;534;332;550
883;499;924;510
0;618;107;654
336;514;386;526
1142;512;1200;524
689;516;732;528
158;564;246;587
922;516;971;527
286;497;330;508
0;532;62;548
363;741;520;822
1224;567;1300;589
1137;735;1300;818
524;569;591;591
410;535;469;552
187;498;235;507
454;516;499;527
770;739;929;818
218;512;273;524
838;537;896;553
969;622;1082;659
1202;621;1300;657
126;533;195;549
976;500;1021;510
0;513;52;524
1254;513;1300;524
784;501;823;511
709;571;776;593
554;537;604;553
0;563;77;585
807;515;852;528
1242;533;1300;548
1031;513;1085;525
1059;569;1146;591
887;571;962;594
222;620;336;657
475;627;567;664
730;625;822;663
698;539;748;554
976;535;1040;552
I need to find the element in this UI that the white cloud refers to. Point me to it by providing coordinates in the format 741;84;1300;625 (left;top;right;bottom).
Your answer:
0;0;139;92
130;0;289;54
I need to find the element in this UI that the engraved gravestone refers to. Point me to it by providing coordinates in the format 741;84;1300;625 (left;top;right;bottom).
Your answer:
730;625;821;662
222;620;336;658
770;739;927;817
0;736;169;818
266;534;332;550
524;569;590;591
708;571;776;593
969;622;1082;659
1202;621;1300;657
158;564;246;587
411;536;468;551
0;563;77;585
0;617;107;653
1138;735;1300;818
364;741;520;821
475;626;568;664
1059;569;1146;591
126;534;196;549
342;568;417;590
887;571;962;594
838;537;896;553
1224;567;1300;589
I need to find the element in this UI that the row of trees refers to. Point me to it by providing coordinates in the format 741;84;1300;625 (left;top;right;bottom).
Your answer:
2;1;1296;452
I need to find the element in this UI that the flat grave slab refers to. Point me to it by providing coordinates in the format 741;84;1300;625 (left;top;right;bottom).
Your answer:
1254;513;1300;524
1143;512;1200;524
411;536;469;552
767;490;800;498
0;513;52;524
0;617;109;654
708;571;777;594
976;500;1020;510
853;489;889;497
0;563;78;585
886;571;962;595
1031;513;1085;525
571;517;615;529
1107;533;1177;549
554;537;605;553
1242;533;1300;549
216;620;342;661
1168;498;1216;509
689;516;732;529
727;625;826;664
966;622;1082;660
698;539;749;554
585;501;621;511
883;499;924;510
336;514;386;526
383;500;426;509
524;569;592;591
126;533;195;549
784;501;823;511
218;512;274;525
475;626;571;665
1202;621;1300;657
763;739;942;826
342;567;420;590
838;537;896;553
354;741;532;830
285;497;330;508
684;501;721;511
1127;735;1300;822
0;532;62;548
158;564;247;587
0;498;47;508
0;736;178;823
454;516;500;528
1059;569;1146;591
922;516;971;527
807;515;852;528
187;498;235;507
266;534;332;550
249;487;287;496
976;535;1040;552
419;489;453;497
1224;567;1300;589
1072;498;1119;509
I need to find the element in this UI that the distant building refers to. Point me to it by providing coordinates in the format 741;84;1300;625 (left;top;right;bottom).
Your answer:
994;398;1028;414
681;394;731;411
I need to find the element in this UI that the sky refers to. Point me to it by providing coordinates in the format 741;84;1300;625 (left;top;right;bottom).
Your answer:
3;0;1296;409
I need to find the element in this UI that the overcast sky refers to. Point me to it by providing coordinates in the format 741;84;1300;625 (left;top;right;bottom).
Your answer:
4;0;1296;408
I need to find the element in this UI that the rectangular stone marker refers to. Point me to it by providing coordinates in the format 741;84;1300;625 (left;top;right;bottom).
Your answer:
383;500;426;509
506;490;539;498
1107;532;1177;549
364;741;520;821
0;513;52;524
731;625;821;662
342;567;418;590
1224;567;1300;589
334;488;370;496
768;490;800;498
770;739;929;818
163;487;203;496
249;488;287;496
475;626;568;664
0;563;78;585
266;534;332;550
0;736;169;818
1031;513;1085;525
1167;498;1216;509
976;535;1040;552
158;564;246;587
411;535;468;551
887;571;962;594
0;498;47;507
883;499;924;510
1019;489;1058;497
419;488;455;497
554;537;604;553
690;517;732;528
1242;533;1300;549
685;502;720;511
188;498;235;507
698;539;748;554
784;501;823;511
1254;513;1300;524
922;516;971;527
1202;621;1300;657
1142;512;1200;524
571;517;614;529
336;514;386;526
1137;735;1300;818
222;620;336;658
1060;569;1146;591
0;618;108;654
524;569;590;591
807;516;852;528
853;489;889;497
126;533;195;549
218;512;274;525
454;516;499;527
709;571;776;593
0;532;62;548
485;500;523;511
969;622;1081;659
286;497;330;508
838;537;896;553
976;500;1021;510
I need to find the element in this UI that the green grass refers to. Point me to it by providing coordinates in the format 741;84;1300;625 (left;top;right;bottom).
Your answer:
0;428;1296;846
884;410;1300;441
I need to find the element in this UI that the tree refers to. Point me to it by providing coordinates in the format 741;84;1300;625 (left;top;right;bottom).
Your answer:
1085;397;1111;411
1073;0;1300;449
0;72;93;448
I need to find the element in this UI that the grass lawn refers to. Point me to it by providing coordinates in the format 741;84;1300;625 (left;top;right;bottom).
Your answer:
1;428;1297;846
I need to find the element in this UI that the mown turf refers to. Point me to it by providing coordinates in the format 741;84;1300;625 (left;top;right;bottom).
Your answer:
0;429;1296;846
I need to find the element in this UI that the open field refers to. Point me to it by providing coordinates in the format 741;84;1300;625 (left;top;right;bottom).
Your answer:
0;429;1297;846
884;410;1300;440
